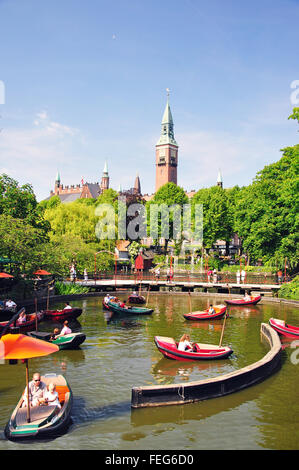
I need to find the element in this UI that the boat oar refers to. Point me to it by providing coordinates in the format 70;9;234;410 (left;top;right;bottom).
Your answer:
188;290;192;313
146;285;151;307
219;312;228;347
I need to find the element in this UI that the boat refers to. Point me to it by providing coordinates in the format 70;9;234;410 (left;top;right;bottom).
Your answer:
128;294;146;304
106;300;153;315
183;305;227;321
225;295;261;306
42;307;82;321
27;331;86;350
154;336;233;361
0;312;44;333
5;373;73;440
269;318;299;339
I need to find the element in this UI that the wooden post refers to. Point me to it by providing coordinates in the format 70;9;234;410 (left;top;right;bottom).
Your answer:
188;290;192;313
146;285;150;306
219;313;227;347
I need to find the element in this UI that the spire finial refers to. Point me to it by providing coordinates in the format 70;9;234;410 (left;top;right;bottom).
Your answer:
166;88;170;101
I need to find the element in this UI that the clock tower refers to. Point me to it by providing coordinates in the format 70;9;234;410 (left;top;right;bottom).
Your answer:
155;95;178;192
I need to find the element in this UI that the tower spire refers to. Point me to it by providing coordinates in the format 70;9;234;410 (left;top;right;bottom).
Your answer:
155;92;179;192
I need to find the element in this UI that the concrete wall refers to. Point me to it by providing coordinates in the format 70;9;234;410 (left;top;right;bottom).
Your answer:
131;323;282;408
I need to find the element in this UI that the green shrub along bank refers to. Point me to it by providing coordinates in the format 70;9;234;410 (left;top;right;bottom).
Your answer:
278;276;299;301
54;281;90;295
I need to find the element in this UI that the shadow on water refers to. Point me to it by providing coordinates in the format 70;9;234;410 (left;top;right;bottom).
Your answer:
0;397;132;443
69;396;131;430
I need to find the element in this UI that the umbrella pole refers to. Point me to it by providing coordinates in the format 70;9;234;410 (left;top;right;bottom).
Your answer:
25;360;31;423
35;297;38;331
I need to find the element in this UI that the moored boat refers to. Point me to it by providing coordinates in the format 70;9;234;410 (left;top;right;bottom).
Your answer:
128;294;146;304
183;305;227;321
107;300;153;315
5;373;73;440
154;336;233;361
27;331;86;350
43;307;82;321
225;295;261;306
0;312;44;333
269;318;299;339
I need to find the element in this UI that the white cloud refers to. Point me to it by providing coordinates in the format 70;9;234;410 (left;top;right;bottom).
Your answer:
0;112;82;200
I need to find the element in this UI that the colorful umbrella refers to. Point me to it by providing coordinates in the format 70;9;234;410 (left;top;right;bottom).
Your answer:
0;272;13;278
34;270;51;275
0;333;59;423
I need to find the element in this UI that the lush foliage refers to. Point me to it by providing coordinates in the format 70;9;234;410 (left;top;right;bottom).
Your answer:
146;183;188;250
54;281;90;295
278;276;299;300
191;185;233;249
233;144;299;268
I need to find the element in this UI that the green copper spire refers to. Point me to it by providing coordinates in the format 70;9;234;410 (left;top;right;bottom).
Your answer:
55;171;61;184
103;161;108;176
157;92;178;146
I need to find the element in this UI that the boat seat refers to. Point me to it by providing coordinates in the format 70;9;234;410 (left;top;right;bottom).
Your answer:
55;385;69;405
15;405;57;426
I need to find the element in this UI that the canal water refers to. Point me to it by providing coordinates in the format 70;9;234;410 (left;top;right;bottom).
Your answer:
0;293;298;450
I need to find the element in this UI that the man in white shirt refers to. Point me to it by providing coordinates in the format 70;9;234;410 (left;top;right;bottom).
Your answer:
5;299;17;310
22;372;47;407
63;302;72;310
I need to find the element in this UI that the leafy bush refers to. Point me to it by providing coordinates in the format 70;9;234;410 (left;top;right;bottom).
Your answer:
278;276;299;300
54;281;90;295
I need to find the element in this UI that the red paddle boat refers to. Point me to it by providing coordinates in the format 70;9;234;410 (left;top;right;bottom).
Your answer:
0;312;44;332
43;307;82;322
269;318;299;339
183;305;227;321
154;336;233;361
225;295;261;306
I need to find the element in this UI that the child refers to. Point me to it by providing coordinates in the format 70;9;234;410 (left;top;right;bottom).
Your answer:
43;383;61;409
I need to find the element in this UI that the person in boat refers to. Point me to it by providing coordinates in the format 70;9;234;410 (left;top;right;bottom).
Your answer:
42;383;61;409
104;294;111;305
22;372;47;407
244;291;251;302
132;290;138;296
49;328;60;341
17;310;27;324
208;304;216;315
178;334;193;351
5;299;17;311
63;302;72;310
119;300;128;309
59;320;72;336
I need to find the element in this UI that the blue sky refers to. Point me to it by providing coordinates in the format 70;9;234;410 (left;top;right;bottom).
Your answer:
0;0;298;201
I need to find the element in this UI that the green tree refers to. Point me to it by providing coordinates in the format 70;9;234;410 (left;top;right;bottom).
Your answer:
234;146;299;268
146;183;189;251
0;174;50;234
191;186;233;251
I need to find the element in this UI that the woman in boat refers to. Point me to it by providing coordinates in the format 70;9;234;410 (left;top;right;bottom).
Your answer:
244;291;251;302
17;310;27;324
178;334;193;351
42;383;61;409
60;321;72;336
